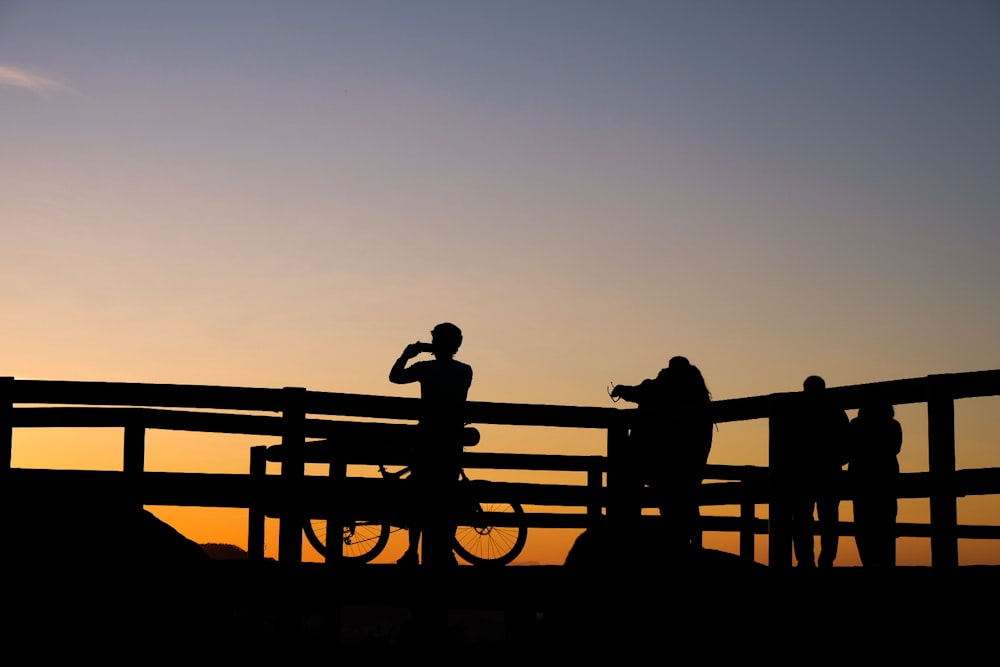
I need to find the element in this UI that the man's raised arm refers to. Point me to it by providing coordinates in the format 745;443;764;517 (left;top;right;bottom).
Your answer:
389;342;426;384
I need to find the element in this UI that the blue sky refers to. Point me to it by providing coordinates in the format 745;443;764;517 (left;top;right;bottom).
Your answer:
3;0;998;402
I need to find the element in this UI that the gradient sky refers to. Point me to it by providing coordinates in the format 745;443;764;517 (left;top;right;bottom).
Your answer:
3;2;999;565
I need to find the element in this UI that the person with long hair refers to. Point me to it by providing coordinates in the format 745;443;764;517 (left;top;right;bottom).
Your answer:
611;356;713;552
849;401;902;568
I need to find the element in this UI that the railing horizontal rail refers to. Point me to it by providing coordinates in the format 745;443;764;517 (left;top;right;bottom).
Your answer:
266;441;771;481
12;380;287;412
12;407;285;435
18;468;997;541
11;369;998;428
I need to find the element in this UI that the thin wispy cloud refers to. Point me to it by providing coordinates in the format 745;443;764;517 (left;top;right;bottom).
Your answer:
0;64;72;94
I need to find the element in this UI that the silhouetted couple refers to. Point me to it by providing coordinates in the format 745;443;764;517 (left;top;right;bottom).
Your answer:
784;376;902;569
389;322;472;567
611;356;713;555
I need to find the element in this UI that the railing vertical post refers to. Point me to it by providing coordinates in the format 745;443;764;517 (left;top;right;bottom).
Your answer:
587;459;603;524
606;413;638;521
767;394;794;571
928;375;958;569
248;445;267;562
123;418;146;511
323;441;345;644
740;493;755;564
277;386;307;640
324;445;345;566
1;377;12;481
278;387;307;566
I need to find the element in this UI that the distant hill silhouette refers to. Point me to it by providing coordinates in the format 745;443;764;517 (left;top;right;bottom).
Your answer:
7;490;208;564
201;542;250;560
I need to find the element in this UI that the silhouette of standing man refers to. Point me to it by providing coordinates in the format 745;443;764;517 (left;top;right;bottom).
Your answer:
389;322;473;566
787;375;850;568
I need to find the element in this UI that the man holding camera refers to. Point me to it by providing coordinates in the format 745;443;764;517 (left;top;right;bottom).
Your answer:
389;322;473;566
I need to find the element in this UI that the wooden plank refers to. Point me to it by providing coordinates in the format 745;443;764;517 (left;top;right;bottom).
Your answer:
954;468;1000;496
740;498;756;562
13;379;284;411
9;370;1000;429
766;394;794;571
278;387;306;566
248;446;267;561
123;423;145;511
928;382;958;569
1;377;12;475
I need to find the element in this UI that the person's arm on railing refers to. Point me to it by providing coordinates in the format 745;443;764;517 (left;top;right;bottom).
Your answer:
610;379;652;405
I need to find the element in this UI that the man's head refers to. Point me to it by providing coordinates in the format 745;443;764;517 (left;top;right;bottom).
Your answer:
803;375;826;392
430;322;463;357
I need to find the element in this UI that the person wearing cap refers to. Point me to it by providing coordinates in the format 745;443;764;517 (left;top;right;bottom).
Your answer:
389;322;473;566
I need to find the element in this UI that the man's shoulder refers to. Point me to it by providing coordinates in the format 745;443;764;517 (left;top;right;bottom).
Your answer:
438;357;471;371
451;359;473;382
424;358;472;376
450;359;473;386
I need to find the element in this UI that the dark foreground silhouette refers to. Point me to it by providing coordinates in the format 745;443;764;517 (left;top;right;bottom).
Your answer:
539;525;997;666
4;490;226;657
6;493;998;665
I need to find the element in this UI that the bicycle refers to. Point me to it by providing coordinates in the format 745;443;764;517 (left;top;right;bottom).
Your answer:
302;430;528;566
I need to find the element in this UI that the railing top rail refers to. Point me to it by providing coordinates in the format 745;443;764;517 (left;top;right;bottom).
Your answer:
5;369;998;430
780;369;1000;408
10;379;288;412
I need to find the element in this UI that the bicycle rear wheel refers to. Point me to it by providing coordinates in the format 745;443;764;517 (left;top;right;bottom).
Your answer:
303;519;390;563
453;502;527;566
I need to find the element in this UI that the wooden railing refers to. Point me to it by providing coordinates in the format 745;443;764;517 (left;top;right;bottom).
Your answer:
3;369;1000;570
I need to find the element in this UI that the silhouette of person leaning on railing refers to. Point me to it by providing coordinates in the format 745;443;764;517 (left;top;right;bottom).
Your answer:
389;322;473;567
848;401;902;569
786;375;850;568
610;356;713;553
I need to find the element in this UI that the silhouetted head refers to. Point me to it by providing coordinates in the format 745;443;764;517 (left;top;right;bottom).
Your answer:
803;375;826;393
659;355;711;402
668;356;691;370
430;322;463;357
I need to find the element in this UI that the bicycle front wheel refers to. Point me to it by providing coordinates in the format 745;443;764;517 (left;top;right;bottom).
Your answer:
303;519;390;563
453;502;527;566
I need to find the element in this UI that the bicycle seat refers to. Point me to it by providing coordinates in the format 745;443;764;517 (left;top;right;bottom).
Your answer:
461;427;481;447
